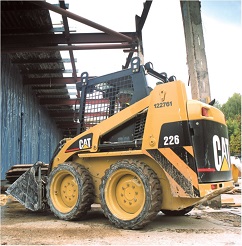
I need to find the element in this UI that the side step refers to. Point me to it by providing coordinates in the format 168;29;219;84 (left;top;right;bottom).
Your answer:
6;161;47;211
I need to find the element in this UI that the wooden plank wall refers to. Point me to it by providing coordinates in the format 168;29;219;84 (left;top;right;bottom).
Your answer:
0;55;63;180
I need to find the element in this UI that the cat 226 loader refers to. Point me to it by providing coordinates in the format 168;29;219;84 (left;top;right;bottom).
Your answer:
7;57;233;229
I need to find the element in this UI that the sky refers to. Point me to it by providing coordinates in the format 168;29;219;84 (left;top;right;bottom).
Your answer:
48;0;241;104
199;0;241;104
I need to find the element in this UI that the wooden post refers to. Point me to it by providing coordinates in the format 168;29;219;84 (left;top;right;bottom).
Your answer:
135;15;145;65
180;0;211;102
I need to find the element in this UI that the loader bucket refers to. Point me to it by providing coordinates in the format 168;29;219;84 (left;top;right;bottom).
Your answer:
6;161;45;211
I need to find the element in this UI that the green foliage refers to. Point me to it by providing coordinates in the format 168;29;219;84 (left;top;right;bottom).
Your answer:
214;100;221;110
221;93;241;119
219;93;241;155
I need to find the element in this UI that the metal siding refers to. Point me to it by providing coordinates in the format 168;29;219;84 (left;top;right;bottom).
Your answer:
1;55;62;179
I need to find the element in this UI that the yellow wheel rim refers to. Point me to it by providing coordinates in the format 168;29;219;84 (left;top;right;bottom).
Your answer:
105;169;145;220
50;170;78;213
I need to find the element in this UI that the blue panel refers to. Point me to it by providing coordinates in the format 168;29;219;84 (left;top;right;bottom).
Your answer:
1;55;63;179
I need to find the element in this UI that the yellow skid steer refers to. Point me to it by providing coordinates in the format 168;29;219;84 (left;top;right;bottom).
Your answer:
7;57;234;229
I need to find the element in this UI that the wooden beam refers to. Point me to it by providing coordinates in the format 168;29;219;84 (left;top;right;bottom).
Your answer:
23;77;96;85
136;1;152;32
40;98;109;106
2;32;136;47
180;0;211;102
34;1;133;43
2;43;132;53
57;122;79;128
11;58;76;64
20;69;77;75
49;111;77;118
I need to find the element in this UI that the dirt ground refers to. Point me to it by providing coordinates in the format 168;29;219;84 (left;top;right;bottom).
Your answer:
0;193;241;246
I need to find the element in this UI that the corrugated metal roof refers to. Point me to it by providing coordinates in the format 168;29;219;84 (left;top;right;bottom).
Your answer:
1;1;77;137
1;0;151;137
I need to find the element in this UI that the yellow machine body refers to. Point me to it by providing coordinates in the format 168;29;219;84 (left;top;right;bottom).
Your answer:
50;81;233;211
7;59;233;229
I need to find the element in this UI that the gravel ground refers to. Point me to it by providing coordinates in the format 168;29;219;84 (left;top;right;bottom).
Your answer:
0;194;241;246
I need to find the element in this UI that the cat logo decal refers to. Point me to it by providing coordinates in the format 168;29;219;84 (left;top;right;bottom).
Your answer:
212;135;231;171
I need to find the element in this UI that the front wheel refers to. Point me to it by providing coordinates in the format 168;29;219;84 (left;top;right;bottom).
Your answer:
100;159;162;229
47;162;94;220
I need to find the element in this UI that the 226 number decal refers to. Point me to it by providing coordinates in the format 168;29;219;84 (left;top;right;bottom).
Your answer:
164;135;180;146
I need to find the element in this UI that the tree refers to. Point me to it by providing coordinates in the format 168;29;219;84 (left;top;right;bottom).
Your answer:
221;93;241;119
220;93;241;156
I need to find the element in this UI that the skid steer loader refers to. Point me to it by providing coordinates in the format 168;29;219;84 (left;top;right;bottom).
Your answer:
6;57;234;229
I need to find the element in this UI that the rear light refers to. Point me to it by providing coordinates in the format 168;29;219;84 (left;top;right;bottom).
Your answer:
211;184;218;190
198;168;216;172
202;107;209;116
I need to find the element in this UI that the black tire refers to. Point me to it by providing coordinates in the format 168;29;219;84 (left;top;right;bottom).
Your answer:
161;206;193;216
100;159;162;229
47;162;94;220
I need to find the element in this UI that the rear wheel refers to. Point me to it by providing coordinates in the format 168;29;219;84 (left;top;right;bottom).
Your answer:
47;162;94;220
100;159;162;229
